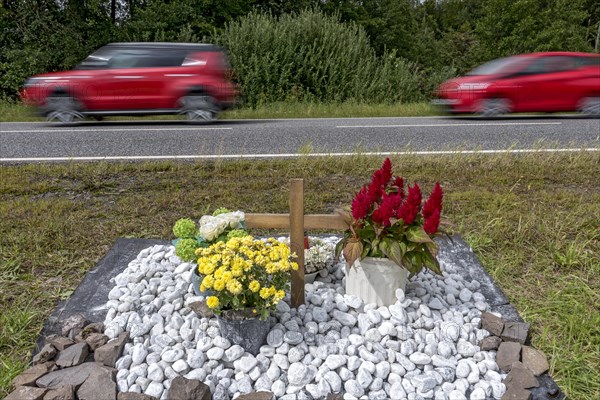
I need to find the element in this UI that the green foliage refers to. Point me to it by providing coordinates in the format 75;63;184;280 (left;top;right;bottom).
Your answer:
175;238;199;262
173;218;197;239
216;9;424;106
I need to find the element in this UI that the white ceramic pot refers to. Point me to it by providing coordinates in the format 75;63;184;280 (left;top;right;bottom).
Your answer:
346;257;408;307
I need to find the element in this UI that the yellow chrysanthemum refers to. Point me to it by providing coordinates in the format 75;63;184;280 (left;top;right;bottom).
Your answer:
249;280;260;293
232;265;244;277
222;271;233;282
260;287;270;299
213;279;225;291
290;262;299;271
226;279;243;295
202;275;214;289
206;296;219;309
276;290;285;300
268;286;277;297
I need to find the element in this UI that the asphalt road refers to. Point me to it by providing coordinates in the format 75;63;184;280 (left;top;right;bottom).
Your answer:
1;116;599;162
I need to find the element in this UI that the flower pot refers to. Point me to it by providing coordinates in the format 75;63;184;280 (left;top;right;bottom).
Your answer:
190;268;213;297
304;271;319;284
346;257;408;307
216;310;271;355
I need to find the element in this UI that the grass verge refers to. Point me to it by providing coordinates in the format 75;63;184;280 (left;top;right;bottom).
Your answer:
0;100;436;123
0;152;599;398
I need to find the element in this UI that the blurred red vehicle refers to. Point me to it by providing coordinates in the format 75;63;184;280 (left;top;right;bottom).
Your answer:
433;52;600;117
20;42;238;123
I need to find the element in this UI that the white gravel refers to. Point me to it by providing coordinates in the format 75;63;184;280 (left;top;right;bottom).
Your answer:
104;237;507;400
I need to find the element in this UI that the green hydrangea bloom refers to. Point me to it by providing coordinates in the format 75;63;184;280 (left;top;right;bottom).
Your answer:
212;207;231;216
173;218;196;239
175;238;198;262
226;229;248;240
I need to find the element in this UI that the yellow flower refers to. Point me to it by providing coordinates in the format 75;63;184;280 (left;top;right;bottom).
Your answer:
276;289;285;301
290;262;299;271
249;280;260;292
200;283;207;292
260;287;270;299
226;279;243;295
222;271;233;282
213;279;225;291
206;296;219;308
202;275;214;289
232;265;244;277
268;286;277;296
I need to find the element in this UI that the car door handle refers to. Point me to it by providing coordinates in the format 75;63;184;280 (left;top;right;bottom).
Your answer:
114;76;145;79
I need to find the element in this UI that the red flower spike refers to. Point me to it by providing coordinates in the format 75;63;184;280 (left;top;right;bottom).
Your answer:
368;170;386;203
396;184;422;225
424;208;441;234
351;186;373;220
380;158;393;185
393;176;405;198
372;193;403;227
423;182;443;219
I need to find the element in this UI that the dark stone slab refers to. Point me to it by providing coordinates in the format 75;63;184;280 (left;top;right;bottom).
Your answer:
481;312;504;336
34;238;165;355
12;362;56;387
43;384;75;400
530;374;567;400
505;361;539;389
501;321;531;344
5;386;48;400
167;376;211;400
436;236;510;307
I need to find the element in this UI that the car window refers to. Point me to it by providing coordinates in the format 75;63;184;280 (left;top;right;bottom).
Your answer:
466;56;532;76
521;56;576;75
573;56;600;68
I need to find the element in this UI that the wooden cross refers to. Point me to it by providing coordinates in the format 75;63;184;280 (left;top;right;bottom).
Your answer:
245;179;347;307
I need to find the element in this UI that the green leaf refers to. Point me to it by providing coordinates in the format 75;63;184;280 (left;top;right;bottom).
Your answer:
406;226;433;243
335;237;346;258
361;243;371;259
423;250;442;275
343;239;363;268
384;241;404;267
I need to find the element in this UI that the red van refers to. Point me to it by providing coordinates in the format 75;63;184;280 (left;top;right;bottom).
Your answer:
21;42;238;123
433;52;600;117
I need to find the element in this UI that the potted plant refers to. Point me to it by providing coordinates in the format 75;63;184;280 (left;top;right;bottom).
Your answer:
304;237;336;283
172;208;247;296
197;236;298;354
336;158;445;306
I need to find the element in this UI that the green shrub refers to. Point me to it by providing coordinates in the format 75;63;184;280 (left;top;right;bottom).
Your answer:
216;9;425;106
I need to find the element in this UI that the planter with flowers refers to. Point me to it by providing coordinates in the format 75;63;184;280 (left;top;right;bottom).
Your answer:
196;236;298;354
172;208;247;296
336;158;445;306
304;237;336;283
281;236;336;283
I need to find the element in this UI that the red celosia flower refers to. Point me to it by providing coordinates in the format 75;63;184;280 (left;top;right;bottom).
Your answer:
351;186;373;220
380;158;393;184
396;183;422;225
368;170;386;203
371;193;403;227
392;176;405;198
424;208;441;234
423;182;443;219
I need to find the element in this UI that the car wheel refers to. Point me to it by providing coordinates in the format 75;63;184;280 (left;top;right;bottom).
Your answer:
578;97;600;117
45;95;84;124
178;94;219;123
477;98;511;117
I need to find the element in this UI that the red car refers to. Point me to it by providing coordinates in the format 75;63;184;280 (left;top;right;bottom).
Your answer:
433;52;600;117
21;42;238;123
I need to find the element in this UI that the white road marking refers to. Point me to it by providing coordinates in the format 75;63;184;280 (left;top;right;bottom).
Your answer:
1;127;233;133
337;122;563;128
2;148;597;163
